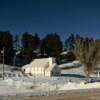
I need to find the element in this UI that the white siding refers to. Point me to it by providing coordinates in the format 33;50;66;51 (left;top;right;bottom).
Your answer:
22;57;60;77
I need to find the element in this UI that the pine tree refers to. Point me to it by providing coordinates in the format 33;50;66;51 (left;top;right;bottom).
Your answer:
40;33;63;59
22;32;40;63
0;32;13;64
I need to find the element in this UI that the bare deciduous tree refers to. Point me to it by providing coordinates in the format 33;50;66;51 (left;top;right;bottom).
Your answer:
73;35;100;78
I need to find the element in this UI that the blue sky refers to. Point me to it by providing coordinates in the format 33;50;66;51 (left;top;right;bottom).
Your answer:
0;0;100;41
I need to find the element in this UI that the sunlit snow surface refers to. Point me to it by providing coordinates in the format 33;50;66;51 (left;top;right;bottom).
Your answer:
0;77;100;97
0;61;99;97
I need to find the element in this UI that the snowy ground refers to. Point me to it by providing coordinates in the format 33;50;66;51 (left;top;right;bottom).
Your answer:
0;62;100;98
0;77;100;97
0;71;85;97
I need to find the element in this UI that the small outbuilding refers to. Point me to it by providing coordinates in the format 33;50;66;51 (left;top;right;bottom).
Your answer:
22;57;61;77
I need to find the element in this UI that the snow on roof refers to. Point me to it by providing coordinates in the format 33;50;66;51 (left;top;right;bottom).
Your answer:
29;58;49;69
22;58;53;70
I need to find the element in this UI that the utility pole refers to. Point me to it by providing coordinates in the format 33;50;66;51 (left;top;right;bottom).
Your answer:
13;55;16;66
2;47;5;80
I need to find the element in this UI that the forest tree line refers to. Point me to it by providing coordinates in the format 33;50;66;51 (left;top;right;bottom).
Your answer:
0;31;100;73
0;32;63;65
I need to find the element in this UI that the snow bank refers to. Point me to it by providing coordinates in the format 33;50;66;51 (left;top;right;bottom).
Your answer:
59;60;81;68
61;67;85;76
59;63;74;68
15;81;34;89
1;78;100;97
36;82;55;91
3;79;55;91
59;82;100;90
4;79;14;85
4;79;35;89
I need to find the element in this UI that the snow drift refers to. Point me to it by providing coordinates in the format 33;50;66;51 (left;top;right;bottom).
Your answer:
59;82;100;90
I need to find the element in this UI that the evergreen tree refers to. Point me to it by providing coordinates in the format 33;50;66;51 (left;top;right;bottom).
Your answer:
34;33;40;48
40;33;63;59
65;33;75;51
0;32;13;64
22;32;40;63
14;35;20;49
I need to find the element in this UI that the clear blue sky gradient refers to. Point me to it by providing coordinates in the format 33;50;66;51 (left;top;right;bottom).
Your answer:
0;0;100;41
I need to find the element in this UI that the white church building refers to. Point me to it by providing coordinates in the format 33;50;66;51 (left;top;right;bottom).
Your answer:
22;57;61;77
